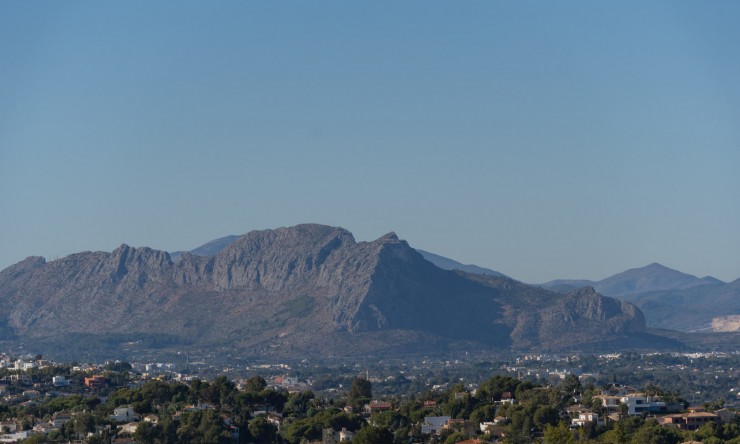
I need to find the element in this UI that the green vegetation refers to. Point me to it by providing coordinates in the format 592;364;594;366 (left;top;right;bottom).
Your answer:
1;359;739;443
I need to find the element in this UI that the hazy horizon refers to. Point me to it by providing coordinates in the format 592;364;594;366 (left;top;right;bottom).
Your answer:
2;2;739;283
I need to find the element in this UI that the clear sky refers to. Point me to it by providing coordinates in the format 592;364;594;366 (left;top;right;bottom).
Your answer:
1;1;739;283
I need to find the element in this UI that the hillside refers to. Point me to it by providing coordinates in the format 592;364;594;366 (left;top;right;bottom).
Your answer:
0;224;651;359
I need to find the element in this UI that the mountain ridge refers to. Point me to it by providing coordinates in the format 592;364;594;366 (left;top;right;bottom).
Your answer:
0;224;650;359
415;249;507;278
169;234;511;279
539;263;736;331
539;262;725;296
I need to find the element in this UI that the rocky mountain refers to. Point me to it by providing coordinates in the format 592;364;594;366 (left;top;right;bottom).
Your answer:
540;264;735;331
169;236;510;279
415;249;507;278
0;224;653;360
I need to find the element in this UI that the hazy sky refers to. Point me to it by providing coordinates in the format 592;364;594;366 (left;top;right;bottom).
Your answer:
2;1;739;283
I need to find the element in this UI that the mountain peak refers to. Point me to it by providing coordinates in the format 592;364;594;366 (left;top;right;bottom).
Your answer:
594;262;710;298
113;243;132;253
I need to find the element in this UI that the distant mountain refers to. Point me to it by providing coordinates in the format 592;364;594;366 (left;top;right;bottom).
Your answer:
0;224;651;360
541;263;722;296
540;263;734;331
538;279;595;294
169;234;240;262
415;249;507;278
594;262;722;297
628;278;740;331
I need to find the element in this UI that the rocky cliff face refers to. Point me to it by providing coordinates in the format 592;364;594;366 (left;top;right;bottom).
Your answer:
0;224;648;357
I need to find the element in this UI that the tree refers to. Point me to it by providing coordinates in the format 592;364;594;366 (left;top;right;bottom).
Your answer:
562;374;581;396
280;417;320;444
479;375;520;402
703;399;725;412
178;410;232;444
72;412;96;439
352;425;393;444
618;401;629;420
283;391;315;417
443;431;469;444
19;435;47;444
630;419;681;444
470;404;497;424
104;361;132;372
211;375;236;406
244;375;267;393
543;421;574;444
248;416;278;444
533;405;560;429
133;421;160;444
348;377;372;407
157;417;178;444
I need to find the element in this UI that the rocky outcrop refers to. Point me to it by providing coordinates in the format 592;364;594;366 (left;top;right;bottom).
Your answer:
461;274;646;349
711;315;740;332
0;224;648;356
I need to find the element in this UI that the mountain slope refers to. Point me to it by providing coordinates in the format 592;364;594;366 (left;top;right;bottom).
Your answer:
0;224;650;359
415;249;507;278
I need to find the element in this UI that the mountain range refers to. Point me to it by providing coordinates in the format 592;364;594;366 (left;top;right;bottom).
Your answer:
540;262;724;297
540;264;740;332
171;234;740;333
0;224;660;360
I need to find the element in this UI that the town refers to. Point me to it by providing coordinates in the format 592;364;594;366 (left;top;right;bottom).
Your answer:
1;349;739;443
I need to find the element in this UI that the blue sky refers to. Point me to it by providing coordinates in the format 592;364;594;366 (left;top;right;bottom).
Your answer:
1;1;739;283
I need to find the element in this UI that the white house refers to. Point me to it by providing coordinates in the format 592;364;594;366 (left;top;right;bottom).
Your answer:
595;393;667;416
0;431;30;443
50;414;72;428
52;376;69;387
571;411;605;427
0;421;17;433
110;406;139;422
339;427;354;442
119;422;139;434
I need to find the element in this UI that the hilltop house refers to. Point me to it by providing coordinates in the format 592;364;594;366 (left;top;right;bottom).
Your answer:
594;393;679;416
